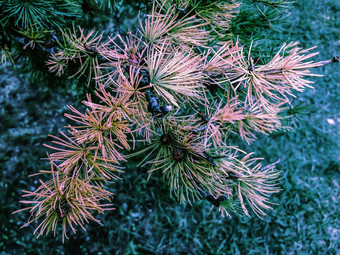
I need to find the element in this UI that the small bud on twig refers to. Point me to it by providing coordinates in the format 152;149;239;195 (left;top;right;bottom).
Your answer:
316;56;340;66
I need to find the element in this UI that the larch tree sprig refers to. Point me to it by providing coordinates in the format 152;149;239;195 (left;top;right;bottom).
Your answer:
1;0;338;242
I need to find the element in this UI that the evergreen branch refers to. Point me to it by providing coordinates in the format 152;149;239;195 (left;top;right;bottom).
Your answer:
10;0;329;241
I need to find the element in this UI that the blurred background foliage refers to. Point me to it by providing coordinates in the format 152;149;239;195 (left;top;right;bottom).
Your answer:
0;0;339;254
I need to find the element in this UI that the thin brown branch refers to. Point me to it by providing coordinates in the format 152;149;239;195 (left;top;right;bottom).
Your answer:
316;56;340;66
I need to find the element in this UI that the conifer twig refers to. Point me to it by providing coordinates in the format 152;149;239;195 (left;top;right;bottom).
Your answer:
316;56;340;66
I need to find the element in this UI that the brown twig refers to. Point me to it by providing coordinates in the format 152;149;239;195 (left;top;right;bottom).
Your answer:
316;56;340;66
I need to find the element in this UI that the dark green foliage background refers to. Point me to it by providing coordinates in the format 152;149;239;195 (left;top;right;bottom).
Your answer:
1;0;339;254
